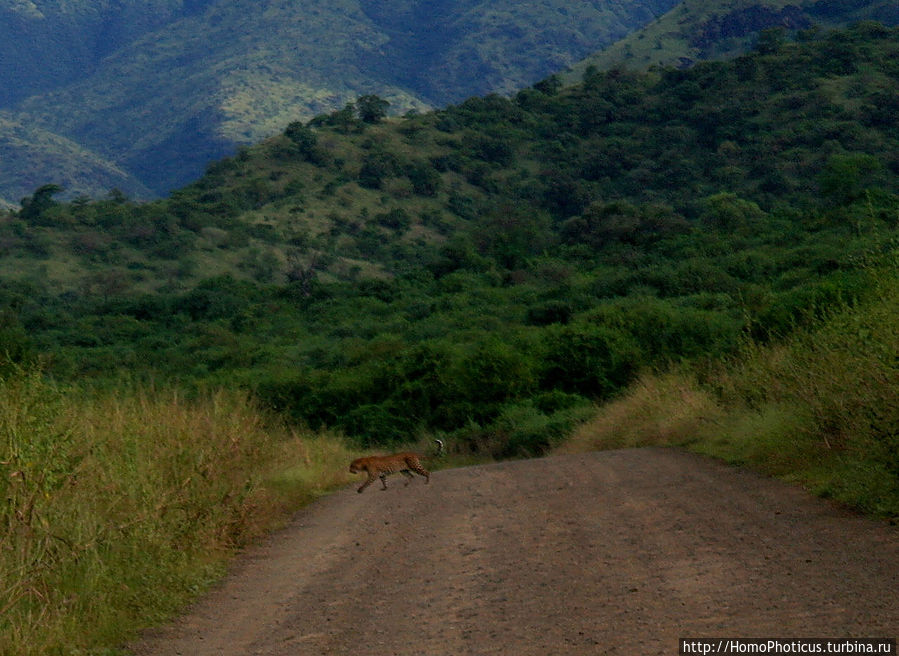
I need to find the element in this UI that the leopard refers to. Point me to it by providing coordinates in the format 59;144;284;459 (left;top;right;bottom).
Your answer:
349;439;444;493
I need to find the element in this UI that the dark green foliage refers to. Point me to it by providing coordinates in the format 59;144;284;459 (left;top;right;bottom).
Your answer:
533;75;562;96
310;103;360;134
539;324;640;399
172;276;253;321
283;122;325;163
375;208;411;232
406;160;442;196
525;300;572;326
19;184;64;224
453;339;535;406
358;150;401;189
590;299;742;361
819;153;884;205
0;310;33;371
562;202;689;248
356;95;390;124
3;24;898;455
469;134;515;166
472;204;553;269
699;193;766;232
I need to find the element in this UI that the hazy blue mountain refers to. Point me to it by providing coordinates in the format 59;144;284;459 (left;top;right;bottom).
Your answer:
0;0;215;106
0;111;151;206
1;0;677;200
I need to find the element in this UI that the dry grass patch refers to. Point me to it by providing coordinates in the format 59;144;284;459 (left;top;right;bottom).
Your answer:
559;265;899;518
558;371;723;453
0;371;358;655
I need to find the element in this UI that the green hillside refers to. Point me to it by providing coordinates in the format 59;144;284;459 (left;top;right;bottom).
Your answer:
1;23;897;454
2;21;898;654
1;0;676;199
567;0;899;75
0;112;151;206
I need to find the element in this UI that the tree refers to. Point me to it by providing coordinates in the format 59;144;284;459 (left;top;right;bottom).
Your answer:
309;103;358;133
820;153;882;206
700;192;766;231
19;184;63;223
755;27;786;55
561;201;689;248
283;121;327;164
539;324;639;398
474;203;553;269
406;160;442;196
533;74;562;96
284;121;318;156
356;95;390;124
358;150;400;189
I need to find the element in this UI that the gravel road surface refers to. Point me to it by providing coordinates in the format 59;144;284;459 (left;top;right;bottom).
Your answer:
130;448;898;655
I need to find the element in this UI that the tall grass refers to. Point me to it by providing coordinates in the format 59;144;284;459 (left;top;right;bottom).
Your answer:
560;262;899;518
0;371;357;655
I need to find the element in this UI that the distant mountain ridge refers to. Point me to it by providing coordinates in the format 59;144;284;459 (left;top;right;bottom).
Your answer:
0;112;153;202
4;0;896;206
0;0;677;203
565;0;899;76
0;0;214;106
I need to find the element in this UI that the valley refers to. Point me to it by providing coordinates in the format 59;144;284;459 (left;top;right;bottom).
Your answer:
0;9;897;655
0;0;678;201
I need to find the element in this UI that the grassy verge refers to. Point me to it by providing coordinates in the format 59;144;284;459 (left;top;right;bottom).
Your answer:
0;372;359;655
559;263;899;519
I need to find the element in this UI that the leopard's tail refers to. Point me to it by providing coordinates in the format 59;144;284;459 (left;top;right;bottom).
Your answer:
434;439;445;457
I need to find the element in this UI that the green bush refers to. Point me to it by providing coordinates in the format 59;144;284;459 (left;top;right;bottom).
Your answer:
525;300;573;326
452;338;535;406
539;323;640;398
589;299;742;361
358;150;401;189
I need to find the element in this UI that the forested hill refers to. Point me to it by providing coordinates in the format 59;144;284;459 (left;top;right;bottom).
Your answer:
0;0;676;203
567;0;899;75
1;23;897;453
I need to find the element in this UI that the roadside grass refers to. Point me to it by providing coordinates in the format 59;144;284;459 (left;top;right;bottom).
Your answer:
0;372;359;655
2;260;894;654
559;263;899;519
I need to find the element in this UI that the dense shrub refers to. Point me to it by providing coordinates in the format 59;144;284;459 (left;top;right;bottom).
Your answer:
538;323;640;398
4;23;899;449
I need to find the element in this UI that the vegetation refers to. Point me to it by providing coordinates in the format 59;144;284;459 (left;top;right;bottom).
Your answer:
1;0;677;200
0;20;897;654
566;0;899;76
0;113;151;208
3;22;897;457
0;369;361;654
560;256;899;517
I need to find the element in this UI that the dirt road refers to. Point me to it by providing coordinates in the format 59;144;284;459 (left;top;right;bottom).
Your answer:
130;448;898;655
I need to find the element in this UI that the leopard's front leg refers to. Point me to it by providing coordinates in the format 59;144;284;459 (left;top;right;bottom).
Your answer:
357;470;377;493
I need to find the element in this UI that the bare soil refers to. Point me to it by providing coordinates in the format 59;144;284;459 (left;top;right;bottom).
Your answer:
129;448;898;655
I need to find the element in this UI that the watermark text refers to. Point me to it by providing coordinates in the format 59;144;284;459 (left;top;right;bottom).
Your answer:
680;639;895;655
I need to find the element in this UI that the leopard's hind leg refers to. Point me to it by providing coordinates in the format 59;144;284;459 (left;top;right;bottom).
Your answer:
410;464;430;484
